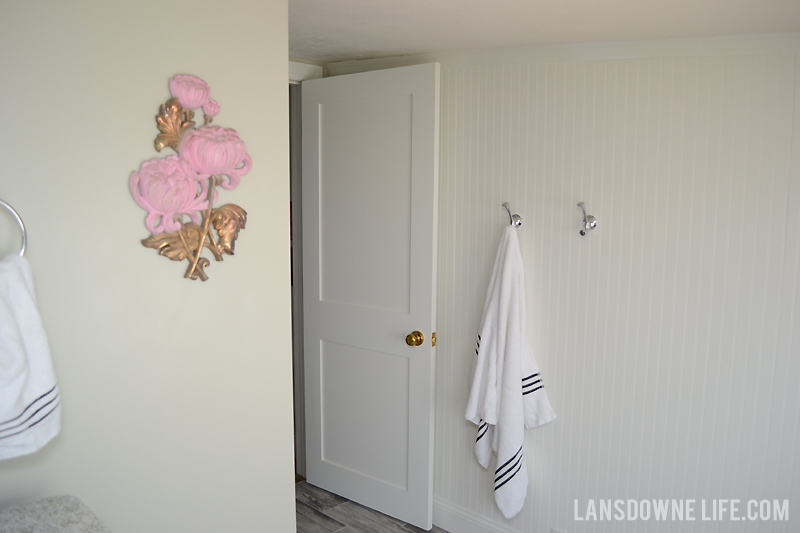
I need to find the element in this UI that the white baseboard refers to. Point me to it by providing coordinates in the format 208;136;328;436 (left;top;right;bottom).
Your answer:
433;498;520;533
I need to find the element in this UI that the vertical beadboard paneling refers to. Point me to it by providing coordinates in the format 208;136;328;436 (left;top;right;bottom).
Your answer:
435;48;800;533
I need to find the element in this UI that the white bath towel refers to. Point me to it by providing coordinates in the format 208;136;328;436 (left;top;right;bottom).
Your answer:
465;226;555;519
0;254;60;461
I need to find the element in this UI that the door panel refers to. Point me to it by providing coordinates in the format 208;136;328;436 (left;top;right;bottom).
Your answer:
320;340;410;488
318;93;413;312
302;63;440;530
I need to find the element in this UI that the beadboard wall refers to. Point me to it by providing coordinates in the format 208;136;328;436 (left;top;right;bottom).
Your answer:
436;43;800;533
331;36;800;533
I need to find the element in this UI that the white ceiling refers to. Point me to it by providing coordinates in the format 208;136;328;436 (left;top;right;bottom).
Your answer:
289;0;800;64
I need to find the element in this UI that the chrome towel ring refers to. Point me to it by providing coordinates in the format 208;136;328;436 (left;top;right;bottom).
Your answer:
0;199;26;256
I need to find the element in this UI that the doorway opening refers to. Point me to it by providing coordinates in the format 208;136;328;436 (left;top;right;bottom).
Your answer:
289;82;306;481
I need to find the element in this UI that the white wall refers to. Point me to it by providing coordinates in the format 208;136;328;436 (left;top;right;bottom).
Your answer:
332;34;800;533
0;1;295;532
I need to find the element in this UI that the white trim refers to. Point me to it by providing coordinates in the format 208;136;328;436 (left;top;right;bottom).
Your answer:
327;32;800;76
289;61;323;84
433;498;522;533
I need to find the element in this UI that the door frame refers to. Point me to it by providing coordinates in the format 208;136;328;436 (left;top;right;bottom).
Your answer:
289;61;323;478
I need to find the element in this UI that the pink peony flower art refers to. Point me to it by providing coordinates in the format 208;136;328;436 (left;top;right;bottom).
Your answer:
169;74;211;109
180;125;252;189
130;155;214;234
132;74;252;281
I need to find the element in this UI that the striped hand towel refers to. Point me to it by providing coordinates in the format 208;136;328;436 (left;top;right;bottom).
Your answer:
0;255;60;461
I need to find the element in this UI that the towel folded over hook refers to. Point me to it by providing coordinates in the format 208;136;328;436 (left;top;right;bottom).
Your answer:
465;226;555;519
0;255;60;461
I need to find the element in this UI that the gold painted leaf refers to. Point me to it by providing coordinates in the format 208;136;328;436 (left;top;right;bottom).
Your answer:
154;97;195;153
141;223;206;262
210;204;247;255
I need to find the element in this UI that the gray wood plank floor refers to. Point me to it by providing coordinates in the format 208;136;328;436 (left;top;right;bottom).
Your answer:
296;481;450;533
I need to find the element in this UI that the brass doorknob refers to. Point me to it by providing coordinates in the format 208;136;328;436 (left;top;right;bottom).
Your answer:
405;331;424;346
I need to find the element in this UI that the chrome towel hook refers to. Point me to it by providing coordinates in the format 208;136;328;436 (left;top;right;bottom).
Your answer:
577;202;597;236
502;202;522;227
0;199;26;256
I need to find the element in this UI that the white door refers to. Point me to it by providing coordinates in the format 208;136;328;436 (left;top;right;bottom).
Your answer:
302;63;440;530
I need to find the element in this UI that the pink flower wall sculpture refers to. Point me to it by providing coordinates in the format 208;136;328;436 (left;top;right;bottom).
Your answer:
130;74;251;281
181;126;252;189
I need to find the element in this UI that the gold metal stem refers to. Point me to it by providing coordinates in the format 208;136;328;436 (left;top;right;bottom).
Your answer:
185;176;217;279
177;227;197;263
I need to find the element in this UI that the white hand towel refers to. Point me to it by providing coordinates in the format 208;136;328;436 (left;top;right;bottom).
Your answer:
0;255;61;461
465;226;555;519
